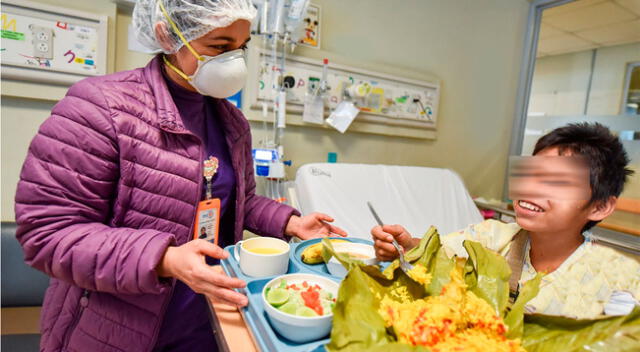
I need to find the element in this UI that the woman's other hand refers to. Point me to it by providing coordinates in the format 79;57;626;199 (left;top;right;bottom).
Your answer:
371;224;419;261
156;240;248;307
285;213;347;240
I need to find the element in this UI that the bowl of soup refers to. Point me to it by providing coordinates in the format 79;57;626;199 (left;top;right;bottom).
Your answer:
246;247;284;255
233;237;290;277
326;242;378;277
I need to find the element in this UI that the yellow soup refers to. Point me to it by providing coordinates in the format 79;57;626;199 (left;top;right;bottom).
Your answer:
246;247;283;255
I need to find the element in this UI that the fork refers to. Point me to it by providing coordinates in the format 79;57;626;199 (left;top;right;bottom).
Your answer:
366;201;414;273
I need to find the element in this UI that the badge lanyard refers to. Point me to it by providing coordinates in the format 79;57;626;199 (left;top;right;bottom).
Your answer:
193;156;222;244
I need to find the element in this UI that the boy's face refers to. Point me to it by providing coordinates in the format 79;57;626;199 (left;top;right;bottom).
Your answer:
511;147;601;234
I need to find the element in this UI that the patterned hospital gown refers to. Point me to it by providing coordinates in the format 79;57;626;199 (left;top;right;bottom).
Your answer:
440;219;640;319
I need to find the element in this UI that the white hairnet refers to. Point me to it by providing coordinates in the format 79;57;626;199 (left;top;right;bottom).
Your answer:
132;0;257;54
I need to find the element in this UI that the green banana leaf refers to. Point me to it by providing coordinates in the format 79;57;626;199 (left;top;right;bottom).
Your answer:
522;307;640;352
322;229;640;352
462;240;512;315
322;229;445;352
505;274;542;339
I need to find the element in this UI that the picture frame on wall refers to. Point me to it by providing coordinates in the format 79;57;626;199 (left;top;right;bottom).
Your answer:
298;3;320;49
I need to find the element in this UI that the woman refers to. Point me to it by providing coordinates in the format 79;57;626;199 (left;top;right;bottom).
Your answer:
14;0;345;351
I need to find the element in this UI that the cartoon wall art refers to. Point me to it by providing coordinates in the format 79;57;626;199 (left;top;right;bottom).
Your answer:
298;3;320;49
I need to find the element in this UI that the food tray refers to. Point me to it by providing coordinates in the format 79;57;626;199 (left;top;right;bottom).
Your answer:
220;237;374;352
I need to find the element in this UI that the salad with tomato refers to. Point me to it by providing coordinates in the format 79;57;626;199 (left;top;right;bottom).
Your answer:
265;280;337;317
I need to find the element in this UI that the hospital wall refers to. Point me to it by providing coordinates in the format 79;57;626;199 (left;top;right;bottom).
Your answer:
529;42;640;116
1;0;531;221
1;0;119;222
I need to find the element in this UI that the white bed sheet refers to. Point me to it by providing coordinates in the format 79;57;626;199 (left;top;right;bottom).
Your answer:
295;163;483;240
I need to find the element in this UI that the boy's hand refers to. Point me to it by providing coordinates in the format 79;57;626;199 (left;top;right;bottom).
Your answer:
371;225;419;261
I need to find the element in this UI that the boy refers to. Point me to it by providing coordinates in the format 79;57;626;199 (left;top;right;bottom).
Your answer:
373;123;639;319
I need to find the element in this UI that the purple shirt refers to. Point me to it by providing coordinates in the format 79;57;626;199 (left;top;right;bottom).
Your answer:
154;68;237;351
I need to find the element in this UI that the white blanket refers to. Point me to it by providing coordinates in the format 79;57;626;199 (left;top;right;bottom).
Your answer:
295;163;483;240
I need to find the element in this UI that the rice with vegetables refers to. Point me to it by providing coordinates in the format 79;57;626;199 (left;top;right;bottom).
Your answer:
379;265;525;352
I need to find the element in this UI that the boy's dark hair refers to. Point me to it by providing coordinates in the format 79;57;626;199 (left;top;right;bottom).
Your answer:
533;122;634;231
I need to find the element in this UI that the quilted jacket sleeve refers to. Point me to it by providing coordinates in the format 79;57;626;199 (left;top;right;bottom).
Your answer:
241;139;300;240
14;78;175;295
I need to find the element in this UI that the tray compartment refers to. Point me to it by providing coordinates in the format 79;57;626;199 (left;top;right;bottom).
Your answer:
220;237;374;352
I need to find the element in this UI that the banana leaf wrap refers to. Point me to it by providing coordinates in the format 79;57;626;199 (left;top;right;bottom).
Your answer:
321;228;640;352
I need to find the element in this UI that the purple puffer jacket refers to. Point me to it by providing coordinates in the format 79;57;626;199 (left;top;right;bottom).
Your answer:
14;56;299;352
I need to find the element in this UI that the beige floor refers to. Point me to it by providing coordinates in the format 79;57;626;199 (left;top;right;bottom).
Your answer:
1;307;41;335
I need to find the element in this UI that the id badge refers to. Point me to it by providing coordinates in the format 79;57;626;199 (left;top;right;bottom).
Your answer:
193;198;221;244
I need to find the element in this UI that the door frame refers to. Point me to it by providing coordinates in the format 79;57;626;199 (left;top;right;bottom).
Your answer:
504;0;576;199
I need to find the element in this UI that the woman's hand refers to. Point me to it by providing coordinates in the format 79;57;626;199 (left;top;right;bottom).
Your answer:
285;213;347;240
371;224;419;261
156;240;248;307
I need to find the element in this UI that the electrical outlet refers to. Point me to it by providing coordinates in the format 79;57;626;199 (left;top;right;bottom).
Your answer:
30;26;54;59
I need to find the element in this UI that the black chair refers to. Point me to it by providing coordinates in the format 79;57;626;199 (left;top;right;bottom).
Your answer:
1;222;50;352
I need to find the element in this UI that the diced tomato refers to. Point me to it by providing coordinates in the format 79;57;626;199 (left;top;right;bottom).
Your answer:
301;289;319;302
418;309;427;318
301;289;322;313
431;335;439;345
303;290;320;301
302;281;309;288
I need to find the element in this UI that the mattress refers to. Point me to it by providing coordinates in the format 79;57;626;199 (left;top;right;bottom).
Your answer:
295;163;483;240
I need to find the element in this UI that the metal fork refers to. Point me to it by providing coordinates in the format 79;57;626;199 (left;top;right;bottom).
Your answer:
367;201;414;273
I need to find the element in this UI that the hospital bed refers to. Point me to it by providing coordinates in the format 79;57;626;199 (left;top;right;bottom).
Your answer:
294;163;484;240
292;163;639;255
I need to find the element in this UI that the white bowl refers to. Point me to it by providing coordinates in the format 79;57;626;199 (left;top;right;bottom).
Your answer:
234;237;290;277
262;273;339;343
326;242;378;277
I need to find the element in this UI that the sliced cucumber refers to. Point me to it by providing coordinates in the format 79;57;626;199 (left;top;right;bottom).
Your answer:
296;306;318;317
266;288;289;307
278;302;298;315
